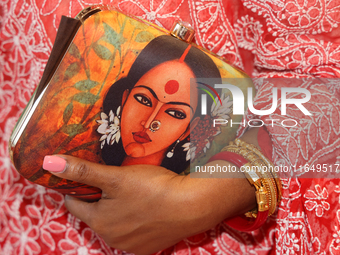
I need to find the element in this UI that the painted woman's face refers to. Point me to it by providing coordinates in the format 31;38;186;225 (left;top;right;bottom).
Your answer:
120;60;198;158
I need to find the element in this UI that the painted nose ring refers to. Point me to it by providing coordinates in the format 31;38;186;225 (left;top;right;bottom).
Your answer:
149;120;161;132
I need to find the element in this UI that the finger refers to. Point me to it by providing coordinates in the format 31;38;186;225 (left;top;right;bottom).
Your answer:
64;195;97;226
42;154;121;189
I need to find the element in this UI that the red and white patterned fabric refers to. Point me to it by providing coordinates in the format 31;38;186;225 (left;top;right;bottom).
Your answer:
1;0;340;254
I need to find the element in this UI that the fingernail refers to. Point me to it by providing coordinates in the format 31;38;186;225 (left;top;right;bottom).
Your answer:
43;155;66;173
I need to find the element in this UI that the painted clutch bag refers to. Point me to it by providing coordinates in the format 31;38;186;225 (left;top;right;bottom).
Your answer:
9;5;254;201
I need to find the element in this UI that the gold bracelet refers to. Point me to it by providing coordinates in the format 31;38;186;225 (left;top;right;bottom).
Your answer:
221;139;282;217
234;138;282;204
222;146;276;216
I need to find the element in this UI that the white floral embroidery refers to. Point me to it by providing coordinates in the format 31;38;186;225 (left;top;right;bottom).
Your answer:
330;210;340;254
304;184;330;217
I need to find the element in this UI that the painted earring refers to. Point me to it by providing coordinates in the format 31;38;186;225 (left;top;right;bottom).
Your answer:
167;139;180;158
149;120;161;132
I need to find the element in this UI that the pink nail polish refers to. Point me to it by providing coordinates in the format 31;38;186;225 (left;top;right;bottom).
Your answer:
43;156;66;173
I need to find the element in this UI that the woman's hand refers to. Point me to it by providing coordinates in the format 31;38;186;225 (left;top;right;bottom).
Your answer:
43;155;256;255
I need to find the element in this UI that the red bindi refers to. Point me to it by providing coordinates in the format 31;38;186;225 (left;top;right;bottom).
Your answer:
164;80;179;95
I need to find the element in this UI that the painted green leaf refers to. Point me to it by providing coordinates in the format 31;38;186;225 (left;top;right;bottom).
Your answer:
103;22;126;50
74;80;99;91
85;68;91;79
93;42;112;60
128;18;148;30
62;124;86;137
73;92;100;105
64;62;80;81
51;72;62;84
69;43;81;59
135;30;155;43
63;102;73;124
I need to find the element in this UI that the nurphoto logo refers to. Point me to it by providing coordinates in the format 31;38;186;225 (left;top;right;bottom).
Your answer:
199;83;312;128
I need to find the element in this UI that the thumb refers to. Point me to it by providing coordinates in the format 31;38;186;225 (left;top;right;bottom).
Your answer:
42;155;120;189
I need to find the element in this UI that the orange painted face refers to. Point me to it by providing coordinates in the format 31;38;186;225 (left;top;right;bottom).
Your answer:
120;60;198;158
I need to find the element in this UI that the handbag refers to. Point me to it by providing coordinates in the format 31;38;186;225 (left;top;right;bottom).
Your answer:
9;5;253;201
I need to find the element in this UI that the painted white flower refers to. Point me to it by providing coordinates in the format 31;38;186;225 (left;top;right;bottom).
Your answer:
211;93;232;119
96;106;121;149
182;142;196;161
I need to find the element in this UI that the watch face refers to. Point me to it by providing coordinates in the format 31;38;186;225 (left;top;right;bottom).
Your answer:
10;8;253;201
